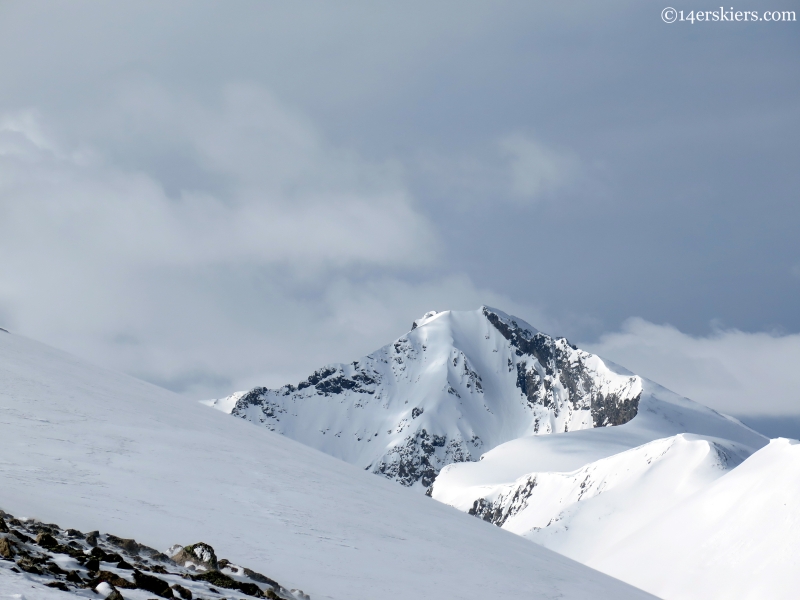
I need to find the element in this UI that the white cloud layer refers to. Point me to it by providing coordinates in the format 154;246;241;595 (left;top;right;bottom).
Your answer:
0;85;437;272
585;318;800;417
0;82;795;418
0;82;455;397
0;82;558;401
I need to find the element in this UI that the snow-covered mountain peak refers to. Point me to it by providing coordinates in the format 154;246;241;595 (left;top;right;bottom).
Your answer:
208;306;760;490
479;305;540;340
411;309;444;330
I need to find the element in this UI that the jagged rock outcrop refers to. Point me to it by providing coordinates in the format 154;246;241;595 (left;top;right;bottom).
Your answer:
169;542;218;570
0;509;307;599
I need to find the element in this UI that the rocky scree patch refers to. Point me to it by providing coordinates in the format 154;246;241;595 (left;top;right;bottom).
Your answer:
0;508;310;600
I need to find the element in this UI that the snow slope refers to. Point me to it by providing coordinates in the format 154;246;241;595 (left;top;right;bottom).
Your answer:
209;307;763;488
593;438;800;599
0;330;655;600
432;433;752;565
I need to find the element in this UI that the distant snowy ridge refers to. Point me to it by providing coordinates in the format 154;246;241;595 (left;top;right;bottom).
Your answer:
592;437;800;599
209;307;645;488
428;430;800;599
431;433;753;565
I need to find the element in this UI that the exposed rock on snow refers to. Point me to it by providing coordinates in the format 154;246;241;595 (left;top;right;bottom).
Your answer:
170;542;218;571
0;509;299;599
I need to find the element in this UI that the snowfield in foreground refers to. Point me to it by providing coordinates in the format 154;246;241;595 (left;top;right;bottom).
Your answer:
0;331;654;600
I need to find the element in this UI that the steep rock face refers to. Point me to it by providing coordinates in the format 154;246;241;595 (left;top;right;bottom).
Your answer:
210;307;643;488
483;309;641;429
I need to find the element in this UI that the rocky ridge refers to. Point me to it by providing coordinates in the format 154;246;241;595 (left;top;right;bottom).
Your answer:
0;509;309;600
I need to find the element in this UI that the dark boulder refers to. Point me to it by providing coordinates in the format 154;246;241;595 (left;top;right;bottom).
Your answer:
85;557;100;572
133;569;174;598
35;531;59;550
0;537;15;559
193;570;264;597
91;570;137;589
243;567;281;589
66;570;84;584
171;542;218;570
45;581;70;591
11;530;31;543
107;534;141;556
104;552;124;563
47;561;67;575
16;557;43;575
171;583;193;599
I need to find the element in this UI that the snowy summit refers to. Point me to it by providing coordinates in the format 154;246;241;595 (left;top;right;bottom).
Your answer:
208;307;763;489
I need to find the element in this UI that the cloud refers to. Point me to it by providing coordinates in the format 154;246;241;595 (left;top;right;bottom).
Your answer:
584;318;800;417
410;134;585;210
499;134;581;201
10;269;533;400
0;82;559;402
0;82;448;397
0;3;796;407
0;84;437;272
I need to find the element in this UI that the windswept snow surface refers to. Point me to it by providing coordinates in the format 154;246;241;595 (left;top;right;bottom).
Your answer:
432;433;752;564
0;331;655;600
210;307;763;488
593;438;800;600
0;564;70;600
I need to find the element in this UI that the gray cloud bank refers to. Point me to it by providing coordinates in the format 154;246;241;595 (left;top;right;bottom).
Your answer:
0;1;798;433
585;320;800;435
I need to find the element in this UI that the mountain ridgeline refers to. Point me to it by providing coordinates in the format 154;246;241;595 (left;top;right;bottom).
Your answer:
210;307;643;488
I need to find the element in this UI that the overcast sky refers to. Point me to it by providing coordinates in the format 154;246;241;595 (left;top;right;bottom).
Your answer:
0;1;798;433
